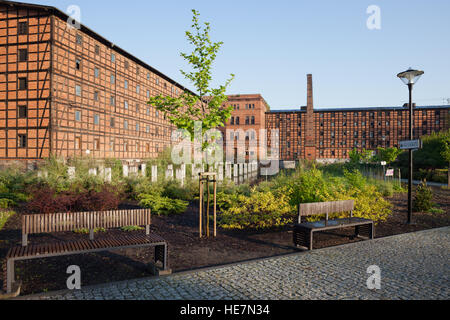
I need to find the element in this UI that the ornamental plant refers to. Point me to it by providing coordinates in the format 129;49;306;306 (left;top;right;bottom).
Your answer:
147;10;235;157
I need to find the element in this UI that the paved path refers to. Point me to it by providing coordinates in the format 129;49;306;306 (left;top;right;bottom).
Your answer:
21;227;450;300
400;179;448;187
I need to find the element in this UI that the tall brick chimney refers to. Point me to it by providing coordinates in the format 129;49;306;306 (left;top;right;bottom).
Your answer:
304;74;317;160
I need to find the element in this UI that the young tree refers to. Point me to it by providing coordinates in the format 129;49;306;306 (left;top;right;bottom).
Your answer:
375;147;402;165
148;10;234;161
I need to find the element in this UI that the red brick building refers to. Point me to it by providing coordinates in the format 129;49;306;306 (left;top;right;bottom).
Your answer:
266;75;450;161
1;1;448;166
221;94;270;162
0;1;191;164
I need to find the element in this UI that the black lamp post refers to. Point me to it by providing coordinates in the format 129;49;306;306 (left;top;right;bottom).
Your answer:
397;68;424;224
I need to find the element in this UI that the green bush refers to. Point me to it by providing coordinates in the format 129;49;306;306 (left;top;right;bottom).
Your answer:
138;194;188;216
218;190;294;230
0;210;15;230
413;181;434;212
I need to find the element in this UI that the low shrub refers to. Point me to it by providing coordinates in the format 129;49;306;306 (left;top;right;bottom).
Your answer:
138;194;188;216
25;184;123;214
428;207;445;215
413;181;434;212
218;190;294;230
0;210;15;230
121;226;145;232
162;180;197;202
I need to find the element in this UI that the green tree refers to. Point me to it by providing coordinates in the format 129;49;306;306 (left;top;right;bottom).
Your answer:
375;147;402;165
148;10;234;153
441;133;450;186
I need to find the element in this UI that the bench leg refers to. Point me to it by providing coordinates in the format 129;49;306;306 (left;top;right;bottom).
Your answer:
355;224;374;240
294;227;310;249
155;244;168;271
309;231;314;251
6;259;14;294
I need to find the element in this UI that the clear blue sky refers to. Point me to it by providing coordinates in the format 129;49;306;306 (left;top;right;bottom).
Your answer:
21;0;450;110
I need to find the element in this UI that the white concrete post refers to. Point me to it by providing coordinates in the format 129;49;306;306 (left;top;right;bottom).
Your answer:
166;165;174;180
68;167;76;180
104;168;112;183
152;165;158;182
218;163;224;181
89;168;97;176
225;162;232;180
141;164;147;177
123;165;129;177
233;164;239;177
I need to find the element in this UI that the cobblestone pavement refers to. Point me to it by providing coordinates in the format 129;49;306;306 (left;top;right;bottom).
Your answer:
21;227;450;300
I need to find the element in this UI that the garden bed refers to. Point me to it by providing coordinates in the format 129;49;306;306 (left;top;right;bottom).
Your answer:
0;186;448;296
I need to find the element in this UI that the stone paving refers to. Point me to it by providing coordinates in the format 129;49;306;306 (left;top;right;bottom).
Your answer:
21;227;450;300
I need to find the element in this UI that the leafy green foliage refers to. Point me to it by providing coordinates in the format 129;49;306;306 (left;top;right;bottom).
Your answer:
218;190;294;230
0;210;15;230
121;226;145;232
374;147;402;164
413;181;434;212
147;10;234;151
398;129;450;170
138;194;188;216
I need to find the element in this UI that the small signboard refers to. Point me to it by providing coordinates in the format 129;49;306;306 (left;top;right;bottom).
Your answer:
386;169;394;177
400;140;422;150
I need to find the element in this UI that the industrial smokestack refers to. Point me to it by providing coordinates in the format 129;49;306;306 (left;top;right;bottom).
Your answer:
307;74;313;111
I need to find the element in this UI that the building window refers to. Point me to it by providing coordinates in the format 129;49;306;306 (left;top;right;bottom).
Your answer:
245;116;250;125
136;104;139;113
147;73;150;80
136;123;140;131
94;67;100;78
110;96;115;106
146;108;150;116
75;137;81;150
251;116;255;125
95;45;100;55
94;115;100;125
236;117;240;125
124;120;128;130
75;85;81;96
230;117;234;125
111;53;115;63
136;85;140;94
147;90;150;98
75;58;81;70
110;117;115;128
110;140;114;151
18;49;28;62
18;134;27;148
94;139;100;151
18;106;27;119
75;110;81;121
124;142;128;152
146;125;150;133
124;61;129;69
18;78;27;90
18;22;28;35
94;91;99;101
124;80;128;89
76;34;82;45
110;75;115;84
124;101;128;109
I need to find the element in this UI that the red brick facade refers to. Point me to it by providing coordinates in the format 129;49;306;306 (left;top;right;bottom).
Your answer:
266;75;450;161
0;1;187;162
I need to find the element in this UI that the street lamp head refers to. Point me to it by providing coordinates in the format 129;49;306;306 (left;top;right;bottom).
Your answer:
397;68;424;86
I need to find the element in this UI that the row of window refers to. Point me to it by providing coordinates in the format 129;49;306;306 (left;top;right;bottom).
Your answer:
230;116;256;125
73;110;168;135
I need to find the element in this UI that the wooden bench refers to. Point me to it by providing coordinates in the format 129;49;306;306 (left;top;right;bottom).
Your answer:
293;200;374;250
2;209;170;295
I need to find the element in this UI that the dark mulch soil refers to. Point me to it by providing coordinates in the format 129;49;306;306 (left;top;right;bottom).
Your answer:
0;186;448;295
